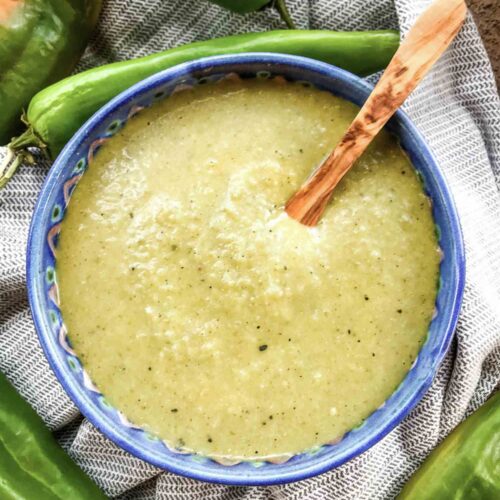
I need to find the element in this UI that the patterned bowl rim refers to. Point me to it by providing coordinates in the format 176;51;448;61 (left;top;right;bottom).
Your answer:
27;53;466;486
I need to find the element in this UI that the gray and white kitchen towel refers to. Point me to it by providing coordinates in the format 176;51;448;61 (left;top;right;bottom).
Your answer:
1;0;499;498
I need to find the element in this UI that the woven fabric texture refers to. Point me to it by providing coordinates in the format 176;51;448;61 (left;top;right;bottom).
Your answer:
1;0;499;498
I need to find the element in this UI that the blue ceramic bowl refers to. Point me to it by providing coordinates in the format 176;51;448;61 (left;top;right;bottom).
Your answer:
27;54;465;485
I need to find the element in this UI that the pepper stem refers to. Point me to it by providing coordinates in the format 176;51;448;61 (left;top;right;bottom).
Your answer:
0;148;23;188
0;121;47;188
273;0;296;29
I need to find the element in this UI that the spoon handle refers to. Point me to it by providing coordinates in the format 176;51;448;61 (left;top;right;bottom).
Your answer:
285;0;467;226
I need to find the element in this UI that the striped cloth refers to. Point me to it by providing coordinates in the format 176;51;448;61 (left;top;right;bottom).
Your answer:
0;1;499;498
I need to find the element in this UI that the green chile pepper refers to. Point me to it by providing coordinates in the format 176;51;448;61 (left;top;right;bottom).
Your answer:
207;0;271;13
0;0;102;144
207;0;296;28
398;390;500;500
0;371;107;499
0;29;399;187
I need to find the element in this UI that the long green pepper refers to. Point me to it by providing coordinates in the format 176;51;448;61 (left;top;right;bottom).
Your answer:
0;371;107;499
0;29;399;187
398;390;500;500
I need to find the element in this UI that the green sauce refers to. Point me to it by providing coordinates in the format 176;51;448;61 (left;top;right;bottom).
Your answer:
57;79;440;460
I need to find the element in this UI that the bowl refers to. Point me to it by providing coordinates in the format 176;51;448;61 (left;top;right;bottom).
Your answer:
27;53;465;485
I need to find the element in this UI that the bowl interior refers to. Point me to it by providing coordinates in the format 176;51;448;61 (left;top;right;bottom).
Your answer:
27;54;465;485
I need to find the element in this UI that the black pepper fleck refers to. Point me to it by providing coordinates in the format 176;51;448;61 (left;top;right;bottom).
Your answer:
259;344;268;352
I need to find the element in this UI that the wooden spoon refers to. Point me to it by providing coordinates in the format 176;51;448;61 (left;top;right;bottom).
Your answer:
285;0;467;226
